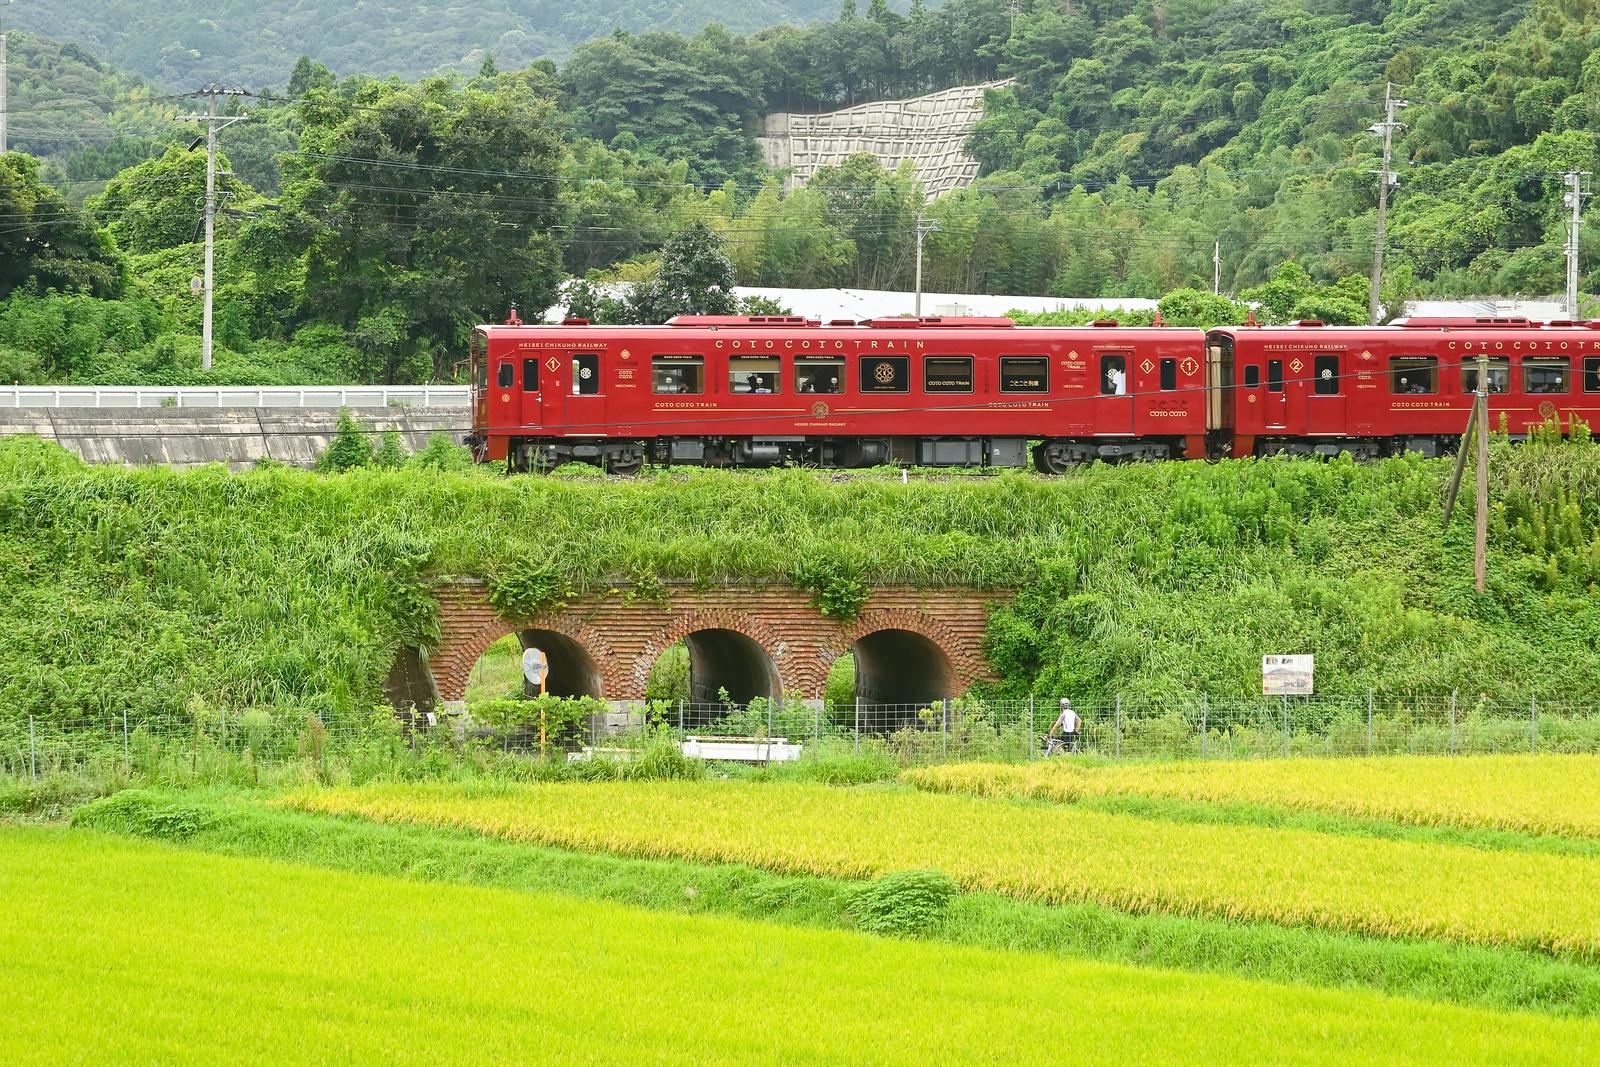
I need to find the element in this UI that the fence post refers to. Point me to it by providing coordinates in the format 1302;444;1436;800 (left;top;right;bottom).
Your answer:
768;697;775;741
123;709;130;774
854;698;861;754
677;699;684;735
1114;695;1122;760
1448;690;1457;755
1531;696;1538;754
1366;690;1374;755
1200;692;1208;759
1027;694;1034;760
29;715;37;784
1280;695;1289;758
941;698;950;762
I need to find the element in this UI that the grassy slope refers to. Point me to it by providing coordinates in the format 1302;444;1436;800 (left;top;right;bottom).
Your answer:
72;789;1600;1018
287;780;1600;957
4;437;1599;728
4;826;1597;1065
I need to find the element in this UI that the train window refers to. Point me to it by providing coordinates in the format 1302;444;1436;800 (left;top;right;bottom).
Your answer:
1000;356;1049;393
1586;358;1600;393
1159;359;1177;391
1389;356;1437;395
1243;365;1261;388
522;359;540;392
1313;355;1339;394
923;356;973;393
571;353;601;395
1100;354;1128;395
859;355;909;393
796;358;844;394
729;357;779;394
1460;357;1508;394
651;355;703;395
1523;357;1570;394
496;361;514;389
1267;359;1284;393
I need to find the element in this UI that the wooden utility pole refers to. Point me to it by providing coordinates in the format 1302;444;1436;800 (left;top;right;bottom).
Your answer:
1441;354;1490;591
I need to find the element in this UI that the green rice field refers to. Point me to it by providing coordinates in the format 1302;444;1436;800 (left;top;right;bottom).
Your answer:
4;825;1598;1066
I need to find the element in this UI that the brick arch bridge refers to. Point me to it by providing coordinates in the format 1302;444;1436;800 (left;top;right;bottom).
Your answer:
404;581;1009;709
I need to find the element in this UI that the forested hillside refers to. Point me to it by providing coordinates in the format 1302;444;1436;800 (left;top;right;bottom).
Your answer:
9;0;848;88
4;1;1600;385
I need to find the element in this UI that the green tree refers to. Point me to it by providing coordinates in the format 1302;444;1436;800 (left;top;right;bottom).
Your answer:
257;76;565;381
0;153;124;300
87;146;254;255
624;221;740;323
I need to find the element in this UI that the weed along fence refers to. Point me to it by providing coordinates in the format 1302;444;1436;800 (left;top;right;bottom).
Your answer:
6;694;1600;785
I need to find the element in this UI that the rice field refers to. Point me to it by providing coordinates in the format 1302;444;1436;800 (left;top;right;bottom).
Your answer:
287;780;1600;959
12;828;1596;1065
904;754;1600;838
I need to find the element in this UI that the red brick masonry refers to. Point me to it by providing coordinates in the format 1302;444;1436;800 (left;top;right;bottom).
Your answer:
427;581;1011;701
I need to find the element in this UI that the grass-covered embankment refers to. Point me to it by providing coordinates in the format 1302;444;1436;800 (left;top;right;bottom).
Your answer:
6;830;1598;1066
3;430;1599;730
71;788;1600;1019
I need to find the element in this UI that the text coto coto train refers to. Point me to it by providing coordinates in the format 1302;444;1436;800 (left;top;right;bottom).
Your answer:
464;313;1600;473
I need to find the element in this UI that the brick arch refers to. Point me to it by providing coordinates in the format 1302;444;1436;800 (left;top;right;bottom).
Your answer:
631;609;797;699
835;608;986;695
432;614;617;704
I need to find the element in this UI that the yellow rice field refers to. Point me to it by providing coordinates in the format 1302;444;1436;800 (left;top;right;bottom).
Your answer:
904;754;1600;838
289;780;1600;959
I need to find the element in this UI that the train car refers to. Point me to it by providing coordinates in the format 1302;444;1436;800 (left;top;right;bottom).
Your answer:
1208;317;1600;458
467;314;1209;473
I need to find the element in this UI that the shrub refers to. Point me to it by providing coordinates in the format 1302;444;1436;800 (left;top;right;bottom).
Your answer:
848;869;960;936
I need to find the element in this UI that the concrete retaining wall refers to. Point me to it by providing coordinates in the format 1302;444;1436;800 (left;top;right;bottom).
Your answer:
0;408;464;468
758;81;1009;200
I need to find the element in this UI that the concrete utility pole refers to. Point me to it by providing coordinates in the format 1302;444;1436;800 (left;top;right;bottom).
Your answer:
1;2;13;156
913;208;939;316
1367;82;1408;325
1564;170;1590;321
1213;240;1221;295
178;85;250;372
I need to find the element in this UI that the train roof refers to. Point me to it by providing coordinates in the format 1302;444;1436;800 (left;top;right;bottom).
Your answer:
476;313;1204;336
1210;316;1600;334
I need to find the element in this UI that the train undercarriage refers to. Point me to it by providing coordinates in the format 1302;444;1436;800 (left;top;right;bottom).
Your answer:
505;435;1192;474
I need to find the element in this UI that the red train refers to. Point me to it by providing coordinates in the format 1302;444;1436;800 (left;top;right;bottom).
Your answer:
465;313;1600;472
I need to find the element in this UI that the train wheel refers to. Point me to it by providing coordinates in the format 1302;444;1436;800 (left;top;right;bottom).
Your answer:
605;448;644;476
1032;442;1073;475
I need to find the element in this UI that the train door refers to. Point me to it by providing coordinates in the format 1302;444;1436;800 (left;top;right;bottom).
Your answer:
1305;352;1344;434
518;355;543;429
1096;351;1135;434
1263;357;1289;430
562;350;606;433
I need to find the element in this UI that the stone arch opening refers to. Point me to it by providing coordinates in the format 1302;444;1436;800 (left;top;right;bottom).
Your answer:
674;628;780;705
517;628;603;699
851;628;958;706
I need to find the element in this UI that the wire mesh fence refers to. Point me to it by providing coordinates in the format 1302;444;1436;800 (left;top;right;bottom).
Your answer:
7;692;1600;786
